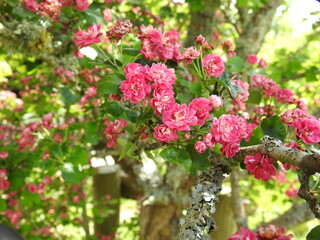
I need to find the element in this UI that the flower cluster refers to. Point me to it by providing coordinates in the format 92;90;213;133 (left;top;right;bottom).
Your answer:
227;225;293;240
0;169;10;191
203;115;254;158
247;54;267;68
106;20;133;43
138;25;182;61
104;119;128;148
244;153;277;181
0;91;24;112
281;109;320;145
232;80;249;111
202;54;225;78
73;24;103;48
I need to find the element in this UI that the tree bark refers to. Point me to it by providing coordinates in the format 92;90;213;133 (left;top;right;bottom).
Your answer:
184;0;221;47
235;0;282;58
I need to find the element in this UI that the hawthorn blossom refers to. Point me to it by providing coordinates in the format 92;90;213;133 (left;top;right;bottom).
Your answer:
149;84;175;114
162;104;197;131
73;24;103;48
256;225;293;240
244;153;277;181
280;109;306;126
202;54;225;78
183;46;201;64
227;228;257;240
189;97;213;126
194;141;207;153
103;9;112;22
209;95;223;108
145;63;176;86
247;55;258;64
221;142;240;158
24;0;39;12
104;119;127;148
0;151;9;159
292;118;320;145
106;20;132;42
153;124;178;143
275;88;294;104
233;80;249;111
75;0;89;11
194;35;207;45
259;58;267;68
203;133;216;148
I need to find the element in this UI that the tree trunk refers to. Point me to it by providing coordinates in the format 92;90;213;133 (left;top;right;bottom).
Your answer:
93;165;120;237
184;0;221;47
235;0;282;58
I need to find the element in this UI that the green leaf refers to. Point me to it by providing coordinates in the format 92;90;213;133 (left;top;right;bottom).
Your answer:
228;56;245;73
61;163;83;184
20;190;41;207
247;90;262;104
160;147;192;172
71;146;88;165
241;126;264;147
60;88;79;105
122;48;141;56
0;198;7;212
217;72;243;98
186;144;210;176
84;122;99;145
261;115;288;142
119;141;136;160
97;73;123;94
125;109;140;123
307;225;320;240
104;101;125;117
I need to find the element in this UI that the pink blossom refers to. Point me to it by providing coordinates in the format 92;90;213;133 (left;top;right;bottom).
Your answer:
227;228;257;240
104;119;127;148
162;104;197;131
280;109;307;126
73;24;103;48
43;176;53;185
221;142;240;158
28;184;38;193
120;72;151;103
275;89;294;104
149;84;175;114
53;133;63;143
202;54;225;78
106;20;132;43
75;0;89;10
259;58;267;68
292;118;320;145
124;62;146;75
43;113;54;129
103;9;112;22
0;151;9;159
244;153;277;181
194;35;207;45
73;195;80;203
24;0;39;12
183;46;202;64
0;169;7;179
146;63;176;86
203;133;216;148
285;187;298;198
256;225;293;240
0;180;10;190
42;151;50;161
85;86;97;98
153;124;178;143
194;141;207;153
247;55;258;64
233;80;249;111
209;95;223;108
189;97;213;126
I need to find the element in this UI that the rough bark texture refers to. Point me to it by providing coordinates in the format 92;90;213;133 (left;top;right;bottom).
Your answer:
184;0;221;47
235;0;282;58
266;202;314;229
178;164;229;240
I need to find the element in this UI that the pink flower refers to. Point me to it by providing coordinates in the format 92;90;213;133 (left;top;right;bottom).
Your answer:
183;46;202;64
73;195;80;203
125;62;146;75
189;97;213;126
280;109;305;126
247;55;258;64
292;118;320;145
285;187;298;198
233;80;249;111
53;133;63;143
153;124;178;143
275;89;294;104
203;133;216;148
103;9;112;22
106;20;132;43
104;119;127;148
120;72;151;103
244;153;277;181
28;184;38;193
24;0;39;12
227;228;257;240
43;113;54;129
162;104;197;131
0;151;9;159
0;180;10;190
209;95;223;108
256;225;293;240
259;58;267;68
149;84;175;114
75;0;89;11
194;141;207;153
73;24;103;48
202;54;225;78
85;86;97;98
145;63;176;86
221;142;240;158
0;169;7;179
